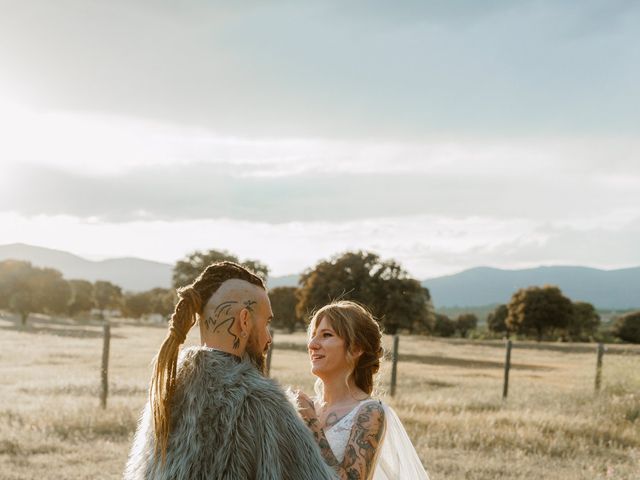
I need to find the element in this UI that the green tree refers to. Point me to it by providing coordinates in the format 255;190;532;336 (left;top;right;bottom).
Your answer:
456;313;478;338
123;291;151;319
9;291;33;325
172;249;269;288
1;261;70;325
0;260;33;310
612;311;640;344
123;288;175;319
269;287;301;333
147;288;176;317
68;279;95;316
94;281;123;317
507;285;573;341
32;268;71;316
433;313;456;337
296;251;432;334
568;301;600;341
487;304;509;336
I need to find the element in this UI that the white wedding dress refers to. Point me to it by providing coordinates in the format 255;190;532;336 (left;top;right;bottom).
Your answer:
324;399;430;480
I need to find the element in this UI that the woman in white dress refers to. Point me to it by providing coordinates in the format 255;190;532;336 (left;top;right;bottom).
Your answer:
296;300;430;480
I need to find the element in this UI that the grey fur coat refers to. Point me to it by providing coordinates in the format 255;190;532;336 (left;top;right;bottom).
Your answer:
123;346;336;480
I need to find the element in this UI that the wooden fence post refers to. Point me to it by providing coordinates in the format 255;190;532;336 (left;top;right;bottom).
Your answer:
266;329;274;377
100;322;111;409
595;343;605;393
502;339;512;400
390;334;399;397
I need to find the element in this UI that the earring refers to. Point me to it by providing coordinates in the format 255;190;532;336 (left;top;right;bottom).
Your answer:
241;331;247;338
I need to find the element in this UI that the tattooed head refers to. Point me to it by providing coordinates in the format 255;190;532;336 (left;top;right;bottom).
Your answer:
200;279;273;364
151;261;267;461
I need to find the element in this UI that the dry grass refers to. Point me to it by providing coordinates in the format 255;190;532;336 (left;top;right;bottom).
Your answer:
1;313;638;479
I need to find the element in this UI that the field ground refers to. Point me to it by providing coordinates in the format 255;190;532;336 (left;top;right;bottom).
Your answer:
1;312;639;480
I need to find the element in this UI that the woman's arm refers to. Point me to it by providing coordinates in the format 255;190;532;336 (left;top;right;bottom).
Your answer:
296;392;340;468
338;402;386;480
298;393;386;480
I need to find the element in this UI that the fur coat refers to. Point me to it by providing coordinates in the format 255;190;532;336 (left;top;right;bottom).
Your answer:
123;346;336;480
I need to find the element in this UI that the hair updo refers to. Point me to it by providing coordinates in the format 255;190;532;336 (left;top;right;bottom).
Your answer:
308;300;384;395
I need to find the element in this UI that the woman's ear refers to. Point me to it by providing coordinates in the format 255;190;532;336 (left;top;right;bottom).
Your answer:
350;345;363;360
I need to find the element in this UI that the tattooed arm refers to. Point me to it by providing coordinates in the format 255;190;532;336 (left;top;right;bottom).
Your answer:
336;402;386;480
298;394;386;480
297;392;340;468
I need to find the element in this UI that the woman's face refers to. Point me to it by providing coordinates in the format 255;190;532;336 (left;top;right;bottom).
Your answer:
307;316;352;379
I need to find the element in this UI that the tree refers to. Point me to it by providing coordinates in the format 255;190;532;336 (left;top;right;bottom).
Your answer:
0;260;33;310
487;304;509;336
269;287;301;333
123;288;175;319
124;291;151;319
9;291;33;325
433;313;456;337
172;249;269;288
32;268;71;316
612;311;640;344
296;251;432;334
94;281;122;317
456;313;478;338
507;285;573;341
568;301;600;341
147;288;176;317
68;279;95;316
0;261;70;325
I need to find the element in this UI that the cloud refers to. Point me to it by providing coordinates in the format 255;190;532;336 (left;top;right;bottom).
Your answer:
1;0;638;138
3;157;639;226
1;104;637;225
2;212;638;278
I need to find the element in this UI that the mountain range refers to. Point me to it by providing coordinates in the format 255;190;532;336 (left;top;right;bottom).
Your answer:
422;266;640;310
1;243;638;309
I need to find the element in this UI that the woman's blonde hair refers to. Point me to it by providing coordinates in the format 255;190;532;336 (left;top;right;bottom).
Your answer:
151;261;264;462
307;300;384;395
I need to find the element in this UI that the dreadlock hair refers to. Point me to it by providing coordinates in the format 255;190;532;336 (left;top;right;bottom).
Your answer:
151;261;265;462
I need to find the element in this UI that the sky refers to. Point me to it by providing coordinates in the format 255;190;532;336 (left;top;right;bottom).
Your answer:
0;0;639;278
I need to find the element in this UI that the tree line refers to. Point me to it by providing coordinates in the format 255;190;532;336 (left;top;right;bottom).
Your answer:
0;260;174;324
1;251;638;344
173;249;434;335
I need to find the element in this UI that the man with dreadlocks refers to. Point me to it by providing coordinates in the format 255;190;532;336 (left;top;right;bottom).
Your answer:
124;261;336;480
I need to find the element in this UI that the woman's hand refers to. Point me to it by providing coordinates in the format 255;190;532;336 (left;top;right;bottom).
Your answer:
294;390;318;425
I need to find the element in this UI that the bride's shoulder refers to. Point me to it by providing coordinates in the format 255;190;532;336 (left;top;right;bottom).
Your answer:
353;398;386;424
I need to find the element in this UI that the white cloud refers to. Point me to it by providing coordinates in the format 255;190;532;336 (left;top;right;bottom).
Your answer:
2;212;638;279
1;1;638;138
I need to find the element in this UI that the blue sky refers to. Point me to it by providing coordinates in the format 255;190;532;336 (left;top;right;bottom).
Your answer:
0;1;638;277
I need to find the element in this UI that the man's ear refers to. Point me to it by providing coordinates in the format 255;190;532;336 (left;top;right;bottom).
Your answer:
239;308;252;336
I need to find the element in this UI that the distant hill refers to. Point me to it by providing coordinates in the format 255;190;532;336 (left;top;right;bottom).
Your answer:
0;243;299;292
2;245;638;308
0;243;173;291
423;266;640;310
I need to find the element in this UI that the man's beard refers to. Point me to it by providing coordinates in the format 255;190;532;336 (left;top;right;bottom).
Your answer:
245;331;269;375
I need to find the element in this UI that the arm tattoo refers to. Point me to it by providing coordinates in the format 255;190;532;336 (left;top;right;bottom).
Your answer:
305;416;339;468
298;396;339;468
337;403;386;480
324;412;340;429
304;401;385;479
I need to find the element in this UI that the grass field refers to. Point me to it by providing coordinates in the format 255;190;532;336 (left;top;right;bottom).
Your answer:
1;312;639;480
